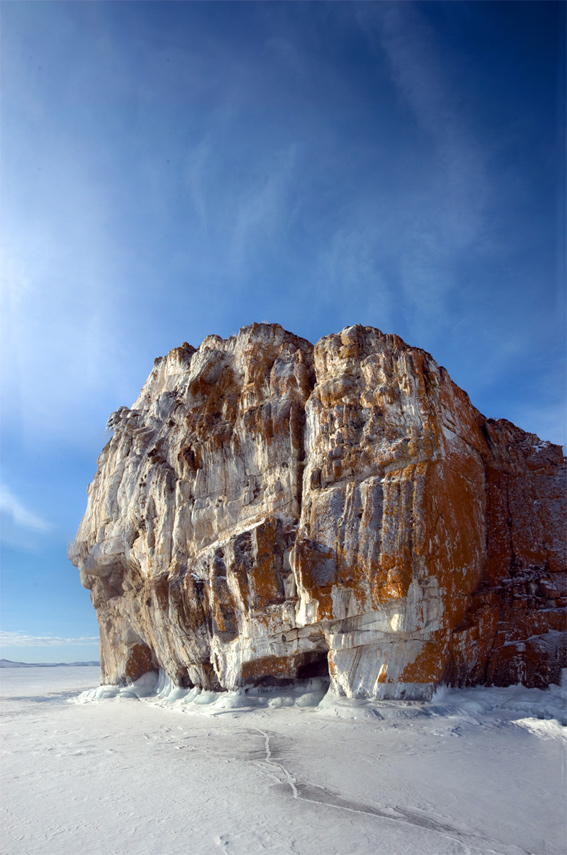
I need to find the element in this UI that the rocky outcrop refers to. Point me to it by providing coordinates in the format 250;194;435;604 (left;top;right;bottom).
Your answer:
69;324;566;699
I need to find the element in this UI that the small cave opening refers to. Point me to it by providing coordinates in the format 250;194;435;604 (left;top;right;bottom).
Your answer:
248;649;330;690
178;672;194;689
295;650;330;680
124;641;159;683
252;674;296;689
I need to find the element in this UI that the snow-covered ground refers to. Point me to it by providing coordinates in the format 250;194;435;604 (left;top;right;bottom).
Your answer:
1;667;565;855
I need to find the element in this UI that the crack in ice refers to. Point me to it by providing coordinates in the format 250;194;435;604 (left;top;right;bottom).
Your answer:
251;728;532;855
255;727;298;799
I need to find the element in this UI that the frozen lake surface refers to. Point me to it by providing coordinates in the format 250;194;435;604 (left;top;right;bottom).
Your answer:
1;666;565;854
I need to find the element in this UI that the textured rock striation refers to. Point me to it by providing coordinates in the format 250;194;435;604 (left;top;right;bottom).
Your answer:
70;324;566;699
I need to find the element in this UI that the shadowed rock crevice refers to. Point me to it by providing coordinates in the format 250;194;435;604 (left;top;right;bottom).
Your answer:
69;323;566;697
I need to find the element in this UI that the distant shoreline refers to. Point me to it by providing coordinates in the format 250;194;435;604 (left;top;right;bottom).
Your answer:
0;659;100;668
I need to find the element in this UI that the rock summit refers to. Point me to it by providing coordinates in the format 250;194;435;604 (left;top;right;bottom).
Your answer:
70;324;566;698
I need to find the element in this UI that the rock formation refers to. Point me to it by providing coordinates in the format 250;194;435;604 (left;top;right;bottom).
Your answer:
69;324;566;699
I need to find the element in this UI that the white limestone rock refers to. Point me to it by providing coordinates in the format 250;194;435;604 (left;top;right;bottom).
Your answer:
70;324;567;697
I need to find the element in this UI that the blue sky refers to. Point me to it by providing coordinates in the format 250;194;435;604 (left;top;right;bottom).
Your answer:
1;1;564;663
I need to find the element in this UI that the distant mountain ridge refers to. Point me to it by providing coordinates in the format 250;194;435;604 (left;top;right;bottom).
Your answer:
0;659;100;668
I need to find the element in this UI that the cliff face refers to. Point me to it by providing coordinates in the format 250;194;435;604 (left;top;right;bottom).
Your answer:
70;324;566;699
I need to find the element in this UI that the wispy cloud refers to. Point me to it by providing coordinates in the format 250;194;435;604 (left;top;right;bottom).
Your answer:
0;206;135;450
352;2;490;338
228;145;298;274
0;483;52;533
0;631;99;647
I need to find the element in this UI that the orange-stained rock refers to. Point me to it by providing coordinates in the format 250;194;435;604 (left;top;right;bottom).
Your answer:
69;324;566;698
